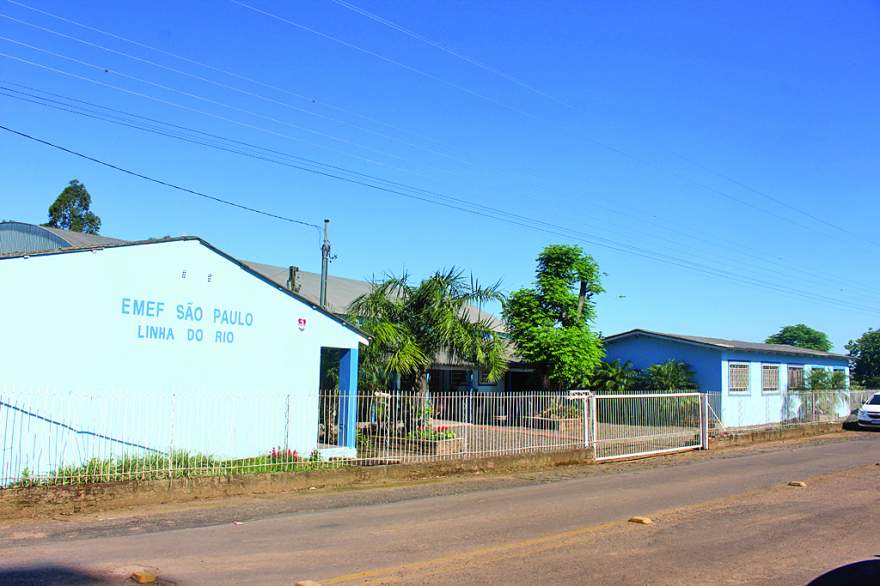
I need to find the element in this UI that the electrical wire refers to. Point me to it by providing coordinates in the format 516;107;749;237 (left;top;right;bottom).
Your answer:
4;0;451;148
3;122;879;316
0;11;466;165
254;0;875;249
0;35;439;172
9;81;879;304
0;123;321;234
229;0;533;118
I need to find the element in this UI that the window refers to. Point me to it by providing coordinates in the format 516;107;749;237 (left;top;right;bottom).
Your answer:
833;368;848;389
449;370;469;389
729;363;750;393
478;369;493;386
762;364;779;393
788;366;805;391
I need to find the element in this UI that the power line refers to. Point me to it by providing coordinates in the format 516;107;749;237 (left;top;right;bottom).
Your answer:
260;0;874;249
6;80;879;303
0;11;466;166
4;0;451;148
0;124;322;234
0;48;459;186
0;35;439;172
0;83;456;196
0;0;864;265
11;81;879;304
229;0;533;118
3;122;879;316
326;0;570;108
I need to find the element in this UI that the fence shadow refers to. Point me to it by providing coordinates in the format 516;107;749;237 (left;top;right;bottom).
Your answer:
807;558;880;585
0;565;114;585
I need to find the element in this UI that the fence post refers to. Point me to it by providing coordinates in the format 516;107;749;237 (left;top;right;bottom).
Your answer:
168;392;175;480
582;395;590;448
700;392;709;450
589;393;598;453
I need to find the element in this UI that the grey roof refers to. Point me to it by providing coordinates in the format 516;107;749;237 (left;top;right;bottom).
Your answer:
0;221;125;256
604;329;849;360
41;226;126;248
241;259;506;333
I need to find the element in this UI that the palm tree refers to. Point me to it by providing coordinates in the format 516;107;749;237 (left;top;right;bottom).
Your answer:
590;360;636;393
645;360;698;391
348;268;509;394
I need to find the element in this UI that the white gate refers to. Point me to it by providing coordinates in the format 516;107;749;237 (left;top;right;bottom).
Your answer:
573;392;709;461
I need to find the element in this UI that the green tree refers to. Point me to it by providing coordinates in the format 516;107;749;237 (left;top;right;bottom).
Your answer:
765;324;832;352
348;269;508;393
590;360;636;393
503;244;604;390
644;360;697;390
846;329;880;388
44;179;101;234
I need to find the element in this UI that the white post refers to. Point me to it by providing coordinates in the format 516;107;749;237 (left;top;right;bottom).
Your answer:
700;393;710;450
590;393;598;452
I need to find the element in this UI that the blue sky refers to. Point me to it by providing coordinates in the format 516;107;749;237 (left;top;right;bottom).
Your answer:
1;0;878;351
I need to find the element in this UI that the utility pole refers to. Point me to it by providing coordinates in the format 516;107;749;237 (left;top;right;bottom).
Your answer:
319;219;330;308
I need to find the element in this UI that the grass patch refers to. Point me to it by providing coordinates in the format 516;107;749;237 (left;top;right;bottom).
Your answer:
10;448;345;487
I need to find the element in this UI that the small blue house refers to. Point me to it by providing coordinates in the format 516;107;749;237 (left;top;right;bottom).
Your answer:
604;329;851;428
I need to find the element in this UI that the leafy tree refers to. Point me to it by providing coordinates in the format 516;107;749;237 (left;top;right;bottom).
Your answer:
44;179;101;234
846;329;880;388
504;244;604;390
766;324;832;352
644;360;697;391
348;269;508;393
590;360;636;393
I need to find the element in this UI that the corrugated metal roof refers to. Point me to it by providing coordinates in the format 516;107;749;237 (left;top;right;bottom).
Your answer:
240;259;506;333
41;226;126;248
0;221;125;256
604;328;849;360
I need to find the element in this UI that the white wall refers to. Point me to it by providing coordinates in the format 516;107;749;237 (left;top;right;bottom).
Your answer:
0;240;362;478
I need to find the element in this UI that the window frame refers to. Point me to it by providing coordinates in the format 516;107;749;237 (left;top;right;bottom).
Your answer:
787;366;805;391
761;363;780;394
477;369;493;386
728;361;751;395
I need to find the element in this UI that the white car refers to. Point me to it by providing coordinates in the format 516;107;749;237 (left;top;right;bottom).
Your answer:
857;393;880;428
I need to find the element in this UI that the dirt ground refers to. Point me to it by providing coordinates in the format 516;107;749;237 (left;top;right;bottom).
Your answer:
0;431;877;585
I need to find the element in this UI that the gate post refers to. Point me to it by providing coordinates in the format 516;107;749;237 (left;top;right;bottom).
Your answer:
568;390;593;449
700;392;710;450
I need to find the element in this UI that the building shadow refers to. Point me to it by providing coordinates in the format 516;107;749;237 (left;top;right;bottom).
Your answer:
0;565;114;585
808;558;880;585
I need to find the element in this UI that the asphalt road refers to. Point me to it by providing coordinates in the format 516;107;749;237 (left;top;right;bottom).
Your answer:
1;433;878;585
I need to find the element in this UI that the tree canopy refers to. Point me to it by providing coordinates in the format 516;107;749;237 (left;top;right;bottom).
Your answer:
765;324;832;352
44;179;101;234
348;269;508;391
846;329;880;388
503;244;604;390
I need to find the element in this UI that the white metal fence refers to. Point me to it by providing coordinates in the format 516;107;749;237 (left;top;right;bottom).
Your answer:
707;388;876;433
0;389;585;487
2;387;874;487
588;392;708;461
